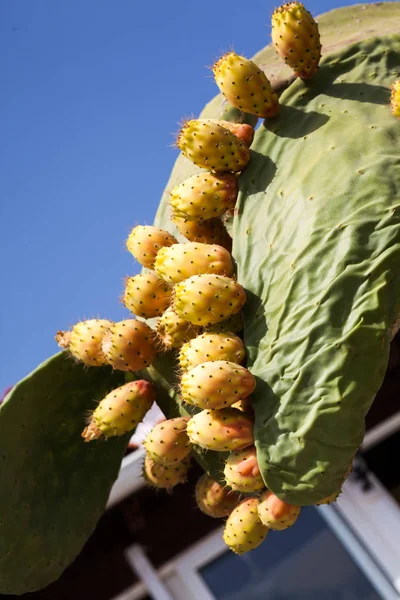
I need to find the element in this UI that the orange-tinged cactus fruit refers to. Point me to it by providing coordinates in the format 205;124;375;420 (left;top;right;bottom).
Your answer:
271;2;321;80
212;52;279;118
101;319;157;371
195;473;241;518
126;225;177;269
203;119;255;147
82;380;156;441
56;319;113;367
176;119;250;173
224;446;265;492
156;307;200;349
187;407;254;451
170;172;238;221
179;331;245;372
143;417;191;465
223;498;269;554
143;454;191;489
257;490;301;530
172;216;232;251
123;272;172;318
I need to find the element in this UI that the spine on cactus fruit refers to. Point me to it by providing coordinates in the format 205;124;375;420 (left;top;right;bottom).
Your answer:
271;2;321;80
170;172;238;221
82;380;156;441
176;119;250;173
223;498;269;554
212;52;279;118
126;225;177;269
55;319;113;367
101;319;157;371
123;273;172;318
180;360;256;410
154;242;234;285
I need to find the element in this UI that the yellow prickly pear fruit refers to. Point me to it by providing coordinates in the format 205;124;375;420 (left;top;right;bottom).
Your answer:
391;80;400;117
224;446;265;492
126;225;177;269
170;172;238;221
143;454;191;489
179;331;245;372
257;490;301;530
212;52;279;119
181;360;256;410
201;119;255;147
174;274;246;326
156;307;200;350
56;318;113;367
187;407;254;452
101;319;157;371
176;119;250;173
172;216;232;251
123;273;171;318
223;498;269;554
82;380;156;441
271;2;321;80
195;473;241;518
155;242;234;285
143;416;191;465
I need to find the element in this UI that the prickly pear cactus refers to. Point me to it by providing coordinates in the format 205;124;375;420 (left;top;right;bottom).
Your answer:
0;353;126;594
154;5;400;505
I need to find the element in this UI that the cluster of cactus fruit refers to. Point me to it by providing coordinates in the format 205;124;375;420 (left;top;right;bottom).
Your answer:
2;2;400;593
54;0;400;555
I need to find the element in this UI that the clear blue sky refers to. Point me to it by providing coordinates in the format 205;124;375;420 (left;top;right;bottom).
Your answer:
0;0;384;391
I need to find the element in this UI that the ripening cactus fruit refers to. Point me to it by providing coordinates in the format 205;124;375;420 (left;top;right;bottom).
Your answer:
176;119;250;173
156;307;200;349
155;242;234;285
101;319;157;371
187;407;254;451
201;119;255;147
195;473;241;518
170;172;238;221
123;273;172;318
257;491;301;530
179;332;245;372
172;216;232;251
204;312;244;335
143;417;192;465
181;360;256;410
224;446;265;492
56;319;113;366
223;498;269;554
174;274;246;326
82;380;156;441
143;454;191;489
126;225;177;269
271;2;321;79
391;80;400;117
212;51;279;118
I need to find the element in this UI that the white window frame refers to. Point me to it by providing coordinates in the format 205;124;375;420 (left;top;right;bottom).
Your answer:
110;412;400;600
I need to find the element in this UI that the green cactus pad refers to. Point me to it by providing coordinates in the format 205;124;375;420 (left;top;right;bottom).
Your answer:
0;353;127;595
234;34;400;504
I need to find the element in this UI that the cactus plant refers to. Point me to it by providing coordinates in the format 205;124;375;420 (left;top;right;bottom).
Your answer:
3;2;400;593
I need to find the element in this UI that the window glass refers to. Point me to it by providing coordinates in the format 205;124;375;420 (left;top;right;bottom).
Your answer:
200;507;381;600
